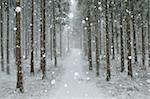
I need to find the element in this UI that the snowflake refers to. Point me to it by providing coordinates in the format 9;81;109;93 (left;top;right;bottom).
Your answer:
128;56;132;59
64;84;68;88
16;6;21;13
14;27;17;31
51;79;56;85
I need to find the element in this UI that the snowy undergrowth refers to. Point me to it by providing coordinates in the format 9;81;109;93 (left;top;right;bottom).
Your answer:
84;53;150;99
0;57;64;99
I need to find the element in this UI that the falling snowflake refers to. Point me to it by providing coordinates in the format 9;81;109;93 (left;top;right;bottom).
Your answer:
74;72;79;76
44;90;47;93
15;6;21;13
86;77;90;81
14;27;17;31
51;79;56;85
86;72;89;75
128;56;132;59
64;84;68;88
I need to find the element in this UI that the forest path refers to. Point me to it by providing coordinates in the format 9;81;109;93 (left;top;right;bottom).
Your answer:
49;48;110;99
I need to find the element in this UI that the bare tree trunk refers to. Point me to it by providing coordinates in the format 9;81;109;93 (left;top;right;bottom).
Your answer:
52;0;57;67
141;13;146;69
60;24;62;57
105;0;111;81
131;2;137;64
30;0;34;75
110;0;115;60
16;0;24;93
125;0;132;78
148;0;150;67
120;1;125;72
95;0;100;76
0;0;4;72
40;0;46;79
40;0;43;70
87;0;92;70
6;0;10;74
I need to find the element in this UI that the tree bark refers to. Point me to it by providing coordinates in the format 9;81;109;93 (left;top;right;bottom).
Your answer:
6;0;10;74
0;0;4;72
16;0;24;93
52;0;57;67
125;0;132;78
120;1;125;72
30;0;34;75
105;0;111;81
87;0;92;70
95;0;100;76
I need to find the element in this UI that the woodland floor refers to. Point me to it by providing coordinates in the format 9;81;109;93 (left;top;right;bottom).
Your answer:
0;48;150;99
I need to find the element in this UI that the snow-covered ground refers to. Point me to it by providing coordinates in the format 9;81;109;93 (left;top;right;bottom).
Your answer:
0;48;150;99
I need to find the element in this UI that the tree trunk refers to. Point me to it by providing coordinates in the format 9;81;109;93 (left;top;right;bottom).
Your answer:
110;0;115;59
6;0;10;74
16;0;24;93
148;0;150;67
95;0;100;76
125;0;132;78
141;13;146;69
30;0;34;75
120;1;125;72
52;0;57;67
105;0;111;81
131;2;138;64
40;0;46;79
0;0;4;72
87;0;92;70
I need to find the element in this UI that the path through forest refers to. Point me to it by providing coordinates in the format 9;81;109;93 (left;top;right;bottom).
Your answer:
48;49;111;99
